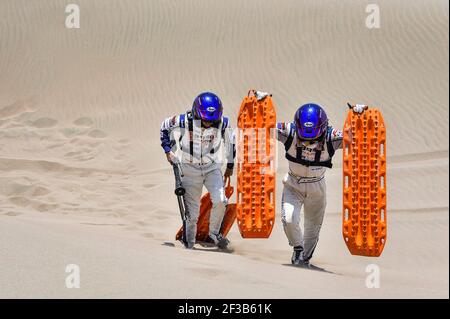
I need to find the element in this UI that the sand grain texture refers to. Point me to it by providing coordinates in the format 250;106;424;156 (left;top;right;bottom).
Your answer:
0;0;448;298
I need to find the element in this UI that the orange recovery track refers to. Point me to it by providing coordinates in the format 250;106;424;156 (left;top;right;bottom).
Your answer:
343;106;387;257
236;90;276;238
175;178;237;242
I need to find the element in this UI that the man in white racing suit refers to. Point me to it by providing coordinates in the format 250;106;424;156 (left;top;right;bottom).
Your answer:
160;92;235;249
276;103;364;267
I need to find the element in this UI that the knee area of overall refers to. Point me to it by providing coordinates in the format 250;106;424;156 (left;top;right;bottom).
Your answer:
281;214;297;225
187;215;199;223
211;195;228;207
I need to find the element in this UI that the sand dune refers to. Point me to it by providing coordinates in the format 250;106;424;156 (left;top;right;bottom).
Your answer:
0;0;448;298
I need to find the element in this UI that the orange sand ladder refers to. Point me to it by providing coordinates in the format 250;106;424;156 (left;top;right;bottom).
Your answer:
343;105;387;257
236;90;276;238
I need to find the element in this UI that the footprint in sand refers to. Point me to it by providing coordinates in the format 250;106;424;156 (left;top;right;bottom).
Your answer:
31;186;51;197
8;195;58;212
88;129;107;138
1;182;30;197
64;148;92;158
162;242;175;247
4;211;22;216
73;117;94;127
32;202;59;212
9;196;31;207
28;117;58;128
3;183;50;198
60;127;88;138
74;156;95;162
135;221;149;227
46;142;65;149
64;151;80;157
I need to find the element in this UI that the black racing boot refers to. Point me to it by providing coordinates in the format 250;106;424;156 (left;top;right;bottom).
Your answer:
291;245;304;265
299;259;312;269
209;233;230;249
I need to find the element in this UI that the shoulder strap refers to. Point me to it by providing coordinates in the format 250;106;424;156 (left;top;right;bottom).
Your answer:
186;110;193;122
210;117;228;154
326;126;335;158
187;112;194;158
179;114;186;128
284;124;295;151
178;111;194;157
221;117;229;137
178;113;187;145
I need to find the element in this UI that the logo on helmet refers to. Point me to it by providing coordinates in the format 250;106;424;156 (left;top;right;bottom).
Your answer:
304;122;314;128
206;107;216;112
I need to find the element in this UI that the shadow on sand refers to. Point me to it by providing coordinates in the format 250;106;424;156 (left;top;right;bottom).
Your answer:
282;263;341;275
162;241;234;254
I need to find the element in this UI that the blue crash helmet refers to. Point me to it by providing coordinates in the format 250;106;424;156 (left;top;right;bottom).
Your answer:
192;92;223;123
294;103;328;141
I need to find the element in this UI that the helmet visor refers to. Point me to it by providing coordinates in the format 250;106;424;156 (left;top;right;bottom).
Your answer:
193;112;220;126
193;106;222;122
297;123;326;141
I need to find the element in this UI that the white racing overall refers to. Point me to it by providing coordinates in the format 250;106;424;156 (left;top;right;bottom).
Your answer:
276;122;343;262
182;162;227;246
160;112;235;248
